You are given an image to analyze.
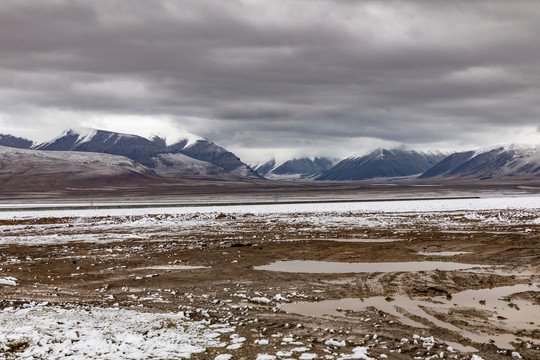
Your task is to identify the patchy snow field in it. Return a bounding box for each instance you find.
[1,195,539,359]
[1,196,540,246]
[2,195,540,218]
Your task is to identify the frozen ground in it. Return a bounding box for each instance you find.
[2,195,540,218]
[1,195,539,359]
[1,196,540,246]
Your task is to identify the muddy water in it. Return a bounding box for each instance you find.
[317,238,405,243]
[254,260,489,273]
[138,265,210,270]
[418,251,470,256]
[280,283,540,350]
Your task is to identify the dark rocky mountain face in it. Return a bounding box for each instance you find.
[316,149,446,181]
[174,140,248,173]
[419,151,476,179]
[253,160,276,177]
[0,134,33,149]
[272,157,335,176]
[447,148,515,179]
[253,157,336,179]
[150,135,167,149]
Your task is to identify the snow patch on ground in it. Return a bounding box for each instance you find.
[0,303,230,359]
[0,277,18,286]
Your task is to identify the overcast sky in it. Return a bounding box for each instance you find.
[1,0,539,163]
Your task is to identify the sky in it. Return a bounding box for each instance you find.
[0,0,539,164]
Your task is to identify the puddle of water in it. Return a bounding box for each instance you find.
[444,341,479,353]
[317,238,404,243]
[439,230,520,235]
[138,265,209,270]
[418,251,470,257]
[323,278,357,285]
[255,260,489,273]
[281,283,539,350]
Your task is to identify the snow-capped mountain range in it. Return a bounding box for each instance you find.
[315,149,447,181]
[420,145,540,180]
[1,128,540,184]
[27,128,260,179]
[253,157,337,180]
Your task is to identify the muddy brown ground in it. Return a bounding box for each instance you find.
[1,210,539,359]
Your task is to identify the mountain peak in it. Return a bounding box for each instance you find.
[63,127,98,147]
[168,130,205,148]
[317,149,447,181]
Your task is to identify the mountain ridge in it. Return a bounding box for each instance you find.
[253,157,337,180]
[30,128,260,180]
[316,148,447,181]
[420,145,540,180]
[3,128,540,183]
[0,134,34,149]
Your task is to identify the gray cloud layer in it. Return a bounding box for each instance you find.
[0,0,539,162]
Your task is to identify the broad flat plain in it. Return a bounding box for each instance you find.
[0,187,539,359]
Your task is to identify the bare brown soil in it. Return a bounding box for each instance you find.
[1,175,539,205]
[1,208,539,360]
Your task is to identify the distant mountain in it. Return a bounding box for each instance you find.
[419,145,540,180]
[0,145,153,192]
[171,140,258,178]
[151,153,232,177]
[33,128,161,167]
[253,160,276,177]
[33,128,260,179]
[420,151,477,178]
[0,134,33,149]
[254,157,336,180]
[316,149,446,181]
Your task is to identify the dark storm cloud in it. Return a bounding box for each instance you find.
[0,0,539,161]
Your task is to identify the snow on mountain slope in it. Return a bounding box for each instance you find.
[151,153,231,177]
[168,139,261,179]
[32,127,126,150]
[252,159,276,177]
[164,130,204,148]
[0,145,148,169]
[420,144,540,180]
[0,145,153,191]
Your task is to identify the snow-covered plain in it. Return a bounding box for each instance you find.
[1,196,540,246]
[2,195,540,219]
